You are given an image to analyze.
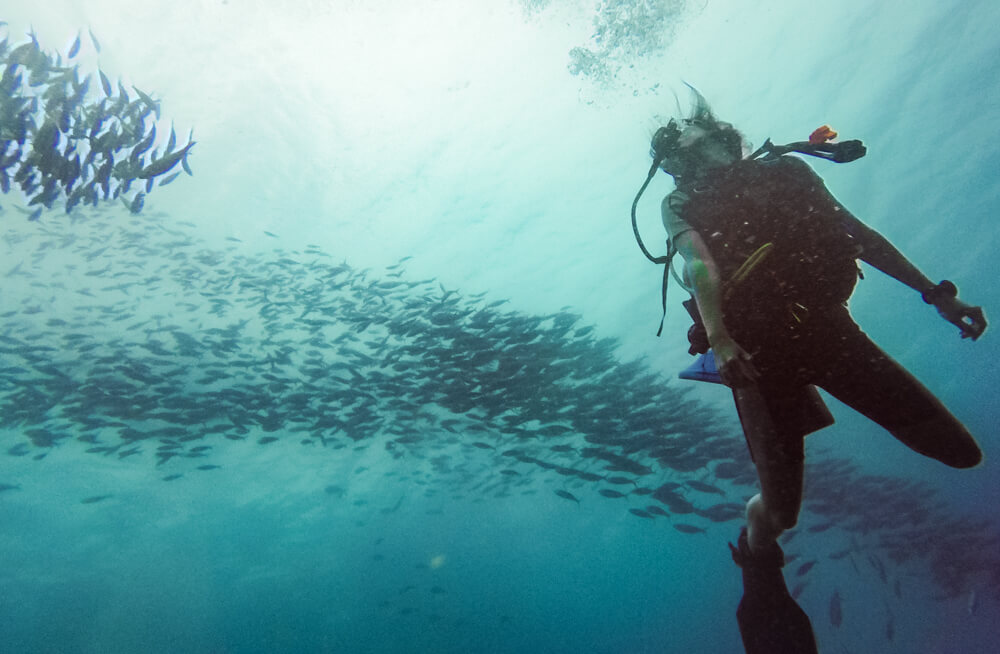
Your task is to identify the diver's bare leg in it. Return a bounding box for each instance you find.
[735,386,804,552]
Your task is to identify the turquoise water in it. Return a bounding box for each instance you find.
[1,1,998,652]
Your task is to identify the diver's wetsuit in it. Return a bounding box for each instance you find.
[665,154,981,654]
[663,156,981,466]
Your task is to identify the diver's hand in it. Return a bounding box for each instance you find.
[932,295,987,340]
[711,335,760,387]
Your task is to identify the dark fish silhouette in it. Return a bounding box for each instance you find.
[652,484,695,513]
[137,140,196,180]
[795,560,817,577]
[673,523,706,534]
[67,33,81,58]
[554,490,579,503]
[98,69,112,96]
[158,171,181,187]
[695,502,744,522]
[685,479,724,495]
[123,191,144,214]
[132,85,160,119]
[829,590,842,628]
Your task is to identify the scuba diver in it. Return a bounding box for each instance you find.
[630,87,986,653]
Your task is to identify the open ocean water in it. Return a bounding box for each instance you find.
[1,1,998,652]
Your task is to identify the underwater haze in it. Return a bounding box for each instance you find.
[2,1,999,652]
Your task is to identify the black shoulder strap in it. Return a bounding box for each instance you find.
[656,242,674,336]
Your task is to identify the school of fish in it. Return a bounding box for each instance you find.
[0,25,194,220]
[1,22,998,643]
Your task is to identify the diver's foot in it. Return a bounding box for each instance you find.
[729,526,784,569]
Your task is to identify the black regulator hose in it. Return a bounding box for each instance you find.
[631,158,671,265]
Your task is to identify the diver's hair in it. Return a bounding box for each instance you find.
[679,83,747,160]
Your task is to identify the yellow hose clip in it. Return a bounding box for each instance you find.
[724,242,774,299]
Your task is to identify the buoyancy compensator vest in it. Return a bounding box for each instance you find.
[629,126,867,338]
[673,154,863,326]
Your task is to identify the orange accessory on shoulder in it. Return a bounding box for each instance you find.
[809,125,838,144]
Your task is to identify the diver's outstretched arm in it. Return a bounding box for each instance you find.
[841,213,934,290]
[841,214,987,339]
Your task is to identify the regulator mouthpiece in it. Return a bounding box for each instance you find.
[650,119,682,168]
